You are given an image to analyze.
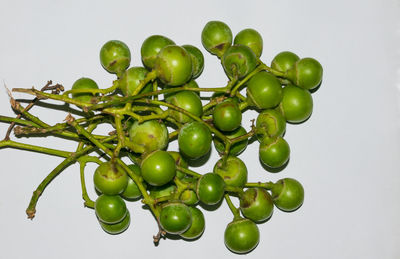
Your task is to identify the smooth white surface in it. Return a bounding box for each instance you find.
[0,0,399,258]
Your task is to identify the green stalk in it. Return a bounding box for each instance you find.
[176,166,202,178]
[145,99,229,143]
[0,116,41,128]
[0,140,71,158]
[224,194,241,220]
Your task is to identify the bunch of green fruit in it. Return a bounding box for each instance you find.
[0,20,322,254]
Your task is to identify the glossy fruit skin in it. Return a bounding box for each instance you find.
[141,35,175,69]
[95,194,127,224]
[271,51,300,73]
[222,45,257,79]
[71,77,99,103]
[240,188,274,222]
[121,164,145,200]
[127,120,168,154]
[246,71,283,109]
[286,57,323,90]
[278,84,313,123]
[178,121,212,159]
[224,218,260,254]
[155,45,192,86]
[166,90,203,123]
[234,28,263,58]
[182,45,204,79]
[201,21,232,58]
[213,99,242,132]
[259,137,290,168]
[100,40,131,75]
[99,211,130,235]
[180,189,199,205]
[180,207,205,239]
[159,202,192,235]
[141,150,176,186]
[196,173,225,205]
[213,156,247,188]
[256,109,286,141]
[118,67,152,96]
[214,126,248,156]
[271,178,304,212]
[93,162,128,195]
[168,151,188,179]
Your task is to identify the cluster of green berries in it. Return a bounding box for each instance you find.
[4,20,323,254]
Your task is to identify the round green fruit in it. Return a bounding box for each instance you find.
[255,109,286,141]
[95,194,127,224]
[270,178,304,212]
[99,211,130,235]
[155,45,192,86]
[234,28,263,58]
[201,21,232,58]
[246,71,282,109]
[213,99,242,132]
[222,45,257,79]
[118,67,152,96]
[127,120,168,154]
[196,173,225,205]
[93,161,128,195]
[259,137,290,168]
[100,40,131,75]
[71,77,99,104]
[285,57,323,90]
[213,156,247,188]
[224,218,260,254]
[178,121,212,159]
[141,35,175,69]
[159,202,192,235]
[271,51,300,73]
[141,150,176,186]
[240,188,274,222]
[278,84,313,123]
[180,207,205,239]
[167,90,203,123]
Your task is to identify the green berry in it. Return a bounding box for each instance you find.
[141,35,175,69]
[155,45,193,86]
[271,51,300,73]
[201,21,232,58]
[234,28,263,58]
[100,40,131,75]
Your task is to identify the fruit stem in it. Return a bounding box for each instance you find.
[224,194,241,220]
[131,70,157,96]
[145,99,229,143]
[79,155,95,208]
[62,80,119,96]
[0,115,40,128]
[12,87,93,108]
[229,64,264,97]
[0,139,71,158]
[176,166,202,178]
[25,142,101,219]
[67,118,159,218]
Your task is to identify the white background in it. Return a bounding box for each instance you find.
[0,0,399,258]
